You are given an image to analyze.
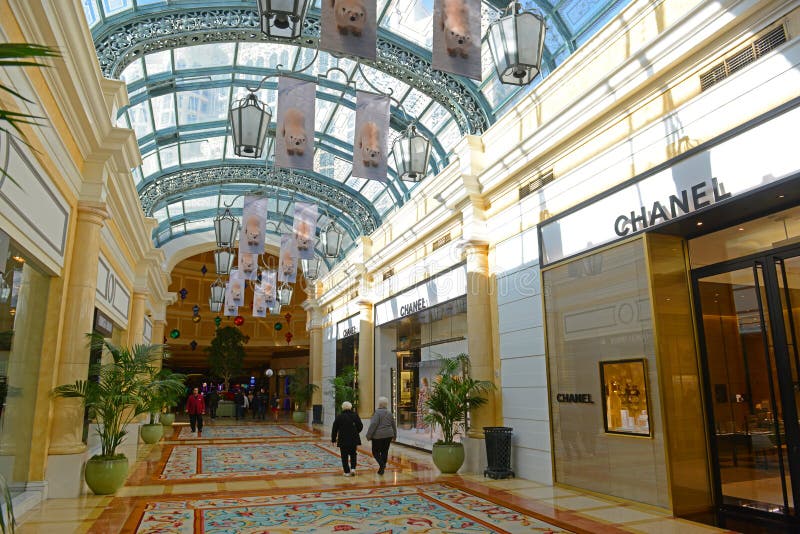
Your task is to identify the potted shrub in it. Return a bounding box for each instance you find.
[140,368,186,443]
[288,367,318,423]
[423,354,495,473]
[53,335,162,494]
[329,364,358,415]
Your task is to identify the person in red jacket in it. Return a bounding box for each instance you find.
[185,387,206,436]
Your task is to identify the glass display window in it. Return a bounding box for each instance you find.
[600,359,651,437]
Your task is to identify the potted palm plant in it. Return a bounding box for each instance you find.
[53,335,162,494]
[139,368,186,443]
[157,368,186,428]
[423,353,495,473]
[288,367,318,423]
[329,364,358,415]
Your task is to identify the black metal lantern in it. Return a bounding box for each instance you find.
[214,248,235,275]
[487,3,546,86]
[230,93,272,158]
[257,0,312,40]
[301,257,322,281]
[320,221,343,259]
[278,283,293,307]
[391,125,431,182]
[213,207,239,248]
[209,279,225,312]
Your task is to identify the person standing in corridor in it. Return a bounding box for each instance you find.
[366,396,396,475]
[185,387,205,437]
[331,401,363,476]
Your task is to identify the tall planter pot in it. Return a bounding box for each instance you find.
[160,413,175,427]
[140,423,164,444]
[84,456,129,495]
[292,410,307,423]
[432,442,465,474]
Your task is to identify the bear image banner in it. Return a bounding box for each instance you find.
[320,0,377,60]
[293,202,318,260]
[238,251,258,280]
[253,290,268,318]
[353,91,389,182]
[223,283,239,317]
[275,77,315,172]
[278,233,299,284]
[432,0,481,80]
[260,270,278,303]
[239,195,268,255]
[228,270,246,307]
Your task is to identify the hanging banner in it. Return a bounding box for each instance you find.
[320,0,377,60]
[260,270,277,304]
[293,202,318,260]
[229,269,246,307]
[239,195,268,254]
[223,283,238,317]
[275,77,315,172]
[238,251,258,280]
[278,234,299,283]
[253,290,268,318]
[353,91,390,182]
[432,0,481,80]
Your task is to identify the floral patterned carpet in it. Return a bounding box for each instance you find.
[159,442,391,481]
[134,483,571,533]
[174,424,313,440]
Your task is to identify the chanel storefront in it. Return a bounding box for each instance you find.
[539,102,800,528]
[374,264,467,450]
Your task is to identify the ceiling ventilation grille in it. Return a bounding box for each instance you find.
[432,234,451,251]
[700,24,787,91]
[519,170,554,200]
[383,268,394,280]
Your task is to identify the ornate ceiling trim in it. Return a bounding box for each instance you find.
[92,7,492,133]
[139,164,379,234]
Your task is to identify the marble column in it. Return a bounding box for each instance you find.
[151,319,167,372]
[126,291,148,347]
[49,202,109,455]
[309,322,324,423]
[357,301,374,419]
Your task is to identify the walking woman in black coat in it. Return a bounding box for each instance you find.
[331,401,363,476]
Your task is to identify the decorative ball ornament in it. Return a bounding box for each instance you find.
[190,340,198,351]
[179,288,188,300]
[192,304,200,315]
[192,315,201,323]
[169,329,180,339]
[265,368,274,377]
[200,264,208,276]
[234,315,245,326]
[274,322,282,331]
[285,332,293,344]
[214,316,222,327]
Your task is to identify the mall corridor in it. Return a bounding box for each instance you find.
[15,420,734,533]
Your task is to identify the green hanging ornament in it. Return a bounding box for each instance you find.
[169,328,180,339]
[214,316,222,327]
[274,322,282,331]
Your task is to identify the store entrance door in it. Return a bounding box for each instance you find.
[693,246,800,522]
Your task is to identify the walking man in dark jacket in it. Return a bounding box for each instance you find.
[331,401,363,476]
[185,387,206,436]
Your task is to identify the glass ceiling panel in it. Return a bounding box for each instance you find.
[120,58,143,84]
[153,207,167,223]
[381,0,434,48]
[82,0,100,28]
[181,136,225,164]
[151,94,176,130]
[176,87,230,126]
[128,101,153,138]
[102,0,132,17]
[145,50,172,76]
[175,43,235,70]
[237,42,297,69]
[326,107,355,144]
[159,145,179,170]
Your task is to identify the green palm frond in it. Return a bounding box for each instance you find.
[0,472,14,533]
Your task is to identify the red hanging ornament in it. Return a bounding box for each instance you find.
[234,315,245,326]
[284,313,292,324]
[285,332,293,344]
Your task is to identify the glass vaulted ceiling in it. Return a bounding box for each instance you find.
[84,0,630,253]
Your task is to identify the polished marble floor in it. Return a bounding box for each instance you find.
[17,420,737,533]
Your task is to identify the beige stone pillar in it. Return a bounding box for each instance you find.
[151,319,167,372]
[49,202,109,455]
[303,299,324,423]
[465,243,499,439]
[357,301,374,419]
[126,290,148,347]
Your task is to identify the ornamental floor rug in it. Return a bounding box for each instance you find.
[173,424,314,441]
[158,442,396,482]
[130,483,573,533]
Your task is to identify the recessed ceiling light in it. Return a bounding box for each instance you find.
[778,194,785,198]
[696,221,704,226]
[738,227,744,231]
[11,255,24,263]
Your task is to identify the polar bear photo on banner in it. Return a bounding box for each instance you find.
[352,91,389,181]
[432,0,480,80]
[239,195,268,255]
[275,77,315,171]
[321,0,376,60]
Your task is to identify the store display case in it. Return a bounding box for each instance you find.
[600,358,651,437]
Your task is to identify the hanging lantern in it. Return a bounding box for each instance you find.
[278,283,293,307]
[209,299,222,313]
[229,92,272,158]
[487,3,546,86]
[209,279,225,313]
[169,329,180,339]
[320,221,343,259]
[301,257,322,281]
[234,315,245,326]
[265,368,274,377]
[214,207,239,248]
[391,125,431,183]
[257,0,312,39]
[270,301,282,315]
[214,248,235,275]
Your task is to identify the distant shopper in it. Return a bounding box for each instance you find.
[185,387,205,436]
[366,396,396,475]
[331,401,363,476]
[234,389,245,420]
[256,388,268,420]
[206,389,219,420]
[271,394,280,422]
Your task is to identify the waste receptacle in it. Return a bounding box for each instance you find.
[483,426,514,479]
[312,404,323,425]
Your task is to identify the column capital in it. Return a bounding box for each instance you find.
[76,201,110,226]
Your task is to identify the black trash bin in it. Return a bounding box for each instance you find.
[483,426,515,479]
[312,404,323,425]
